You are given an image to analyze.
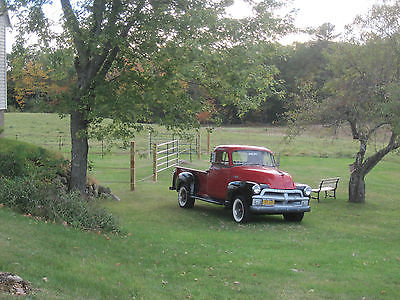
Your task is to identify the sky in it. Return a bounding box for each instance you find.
[226,0,380,43]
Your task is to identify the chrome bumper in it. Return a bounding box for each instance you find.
[250,188,310,215]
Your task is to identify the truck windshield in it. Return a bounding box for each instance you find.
[232,150,275,167]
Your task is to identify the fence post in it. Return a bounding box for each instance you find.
[148,131,152,159]
[153,143,158,182]
[177,140,179,165]
[207,130,210,154]
[130,141,136,191]
[197,131,201,159]
[101,139,104,159]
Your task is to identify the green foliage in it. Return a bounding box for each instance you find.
[0,141,68,180]
[0,139,120,233]
[7,0,296,191]
[0,151,28,177]
[7,45,75,112]
[285,2,400,203]
[0,176,48,214]
[0,177,120,233]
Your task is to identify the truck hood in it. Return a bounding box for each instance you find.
[232,166,296,189]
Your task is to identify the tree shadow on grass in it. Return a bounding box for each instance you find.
[166,200,296,226]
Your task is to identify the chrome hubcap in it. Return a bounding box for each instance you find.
[233,199,244,221]
[179,187,187,206]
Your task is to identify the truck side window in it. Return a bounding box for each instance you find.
[213,151,229,167]
[222,152,229,166]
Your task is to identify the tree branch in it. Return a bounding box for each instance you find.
[92,0,106,36]
[60,0,86,62]
[366,122,390,140]
[363,132,400,175]
[348,118,360,140]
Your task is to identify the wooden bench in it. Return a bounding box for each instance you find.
[311,177,340,202]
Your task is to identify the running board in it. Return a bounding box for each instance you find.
[193,196,224,206]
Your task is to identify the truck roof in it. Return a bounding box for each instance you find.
[213,145,273,153]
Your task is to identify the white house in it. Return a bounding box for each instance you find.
[0,0,10,136]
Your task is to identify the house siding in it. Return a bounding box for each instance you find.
[0,12,6,111]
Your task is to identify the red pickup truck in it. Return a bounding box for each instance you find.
[170,145,311,223]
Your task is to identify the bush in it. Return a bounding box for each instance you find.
[0,145,69,181]
[0,176,121,233]
[50,191,121,233]
[0,142,120,234]
[0,152,28,178]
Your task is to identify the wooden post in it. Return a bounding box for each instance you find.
[153,143,158,182]
[207,130,210,154]
[148,131,151,159]
[130,141,136,191]
[197,131,201,159]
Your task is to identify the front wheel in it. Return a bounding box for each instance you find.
[232,196,251,223]
[283,212,304,222]
[178,185,195,208]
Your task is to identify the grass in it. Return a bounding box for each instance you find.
[1,112,400,299]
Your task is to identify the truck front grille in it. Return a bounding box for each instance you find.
[252,188,308,206]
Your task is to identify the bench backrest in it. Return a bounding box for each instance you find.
[320,177,340,188]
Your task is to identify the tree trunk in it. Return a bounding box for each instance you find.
[70,110,88,193]
[348,171,366,203]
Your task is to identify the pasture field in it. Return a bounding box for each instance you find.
[1,112,400,299]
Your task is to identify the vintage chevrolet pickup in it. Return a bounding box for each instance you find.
[169,145,311,223]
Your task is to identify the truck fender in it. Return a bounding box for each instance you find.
[176,172,195,195]
[226,181,255,205]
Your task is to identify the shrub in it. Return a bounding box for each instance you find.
[0,152,28,178]
[0,140,120,233]
[0,176,120,233]
[50,191,121,233]
[0,142,69,181]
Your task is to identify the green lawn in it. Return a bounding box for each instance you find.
[1,112,400,299]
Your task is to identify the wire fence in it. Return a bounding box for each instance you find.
[8,130,208,190]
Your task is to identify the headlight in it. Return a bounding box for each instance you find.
[252,184,261,194]
[303,186,312,197]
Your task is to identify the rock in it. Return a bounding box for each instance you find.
[0,272,32,296]
[6,274,23,283]
[93,184,99,197]
[109,193,121,202]
[98,185,111,195]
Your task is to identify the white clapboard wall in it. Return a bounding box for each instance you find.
[0,0,10,111]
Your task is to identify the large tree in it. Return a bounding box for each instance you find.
[288,2,400,203]
[8,0,293,192]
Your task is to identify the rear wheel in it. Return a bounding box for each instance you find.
[178,185,195,208]
[283,212,304,222]
[232,196,251,223]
